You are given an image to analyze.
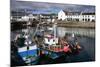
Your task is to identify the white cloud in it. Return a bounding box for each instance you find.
[17,0,95,5]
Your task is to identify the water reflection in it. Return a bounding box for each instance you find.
[11,27,95,65]
[57,27,95,38]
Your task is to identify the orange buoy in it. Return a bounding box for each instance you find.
[63,45,70,52]
[41,51,45,54]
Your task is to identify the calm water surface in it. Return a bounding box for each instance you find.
[11,27,95,65]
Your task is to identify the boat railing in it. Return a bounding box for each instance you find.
[41,44,64,52]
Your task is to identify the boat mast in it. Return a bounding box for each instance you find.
[53,23,57,39]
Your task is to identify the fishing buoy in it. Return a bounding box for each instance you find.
[41,51,45,54]
[63,45,69,52]
[76,42,82,49]
[24,41,28,45]
[76,44,82,49]
[24,35,28,39]
[29,41,32,44]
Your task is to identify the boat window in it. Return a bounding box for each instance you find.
[53,40,55,42]
[48,39,50,42]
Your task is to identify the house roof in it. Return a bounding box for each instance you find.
[63,10,81,15]
[61,10,95,15]
[82,13,95,15]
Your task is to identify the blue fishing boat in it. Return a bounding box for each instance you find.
[18,45,38,65]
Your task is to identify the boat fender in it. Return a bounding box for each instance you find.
[63,45,70,52]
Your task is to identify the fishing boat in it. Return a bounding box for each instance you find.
[12,17,82,64]
[34,22,82,59]
[14,21,39,65]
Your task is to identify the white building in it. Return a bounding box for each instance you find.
[58,10,95,22]
[81,13,95,22]
[58,10,66,20]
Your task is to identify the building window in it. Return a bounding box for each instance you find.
[92,15,94,17]
[85,19,87,21]
[76,19,79,22]
[83,19,84,21]
[88,19,90,21]
[92,19,95,22]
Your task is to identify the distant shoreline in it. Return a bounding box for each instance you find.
[45,21,95,29]
[58,23,95,29]
[11,21,95,31]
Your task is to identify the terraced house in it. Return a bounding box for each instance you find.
[58,10,95,22]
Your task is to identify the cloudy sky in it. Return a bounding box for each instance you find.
[11,0,95,14]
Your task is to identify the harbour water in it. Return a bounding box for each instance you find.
[11,27,95,65]
[36,27,95,64]
[57,27,95,38]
